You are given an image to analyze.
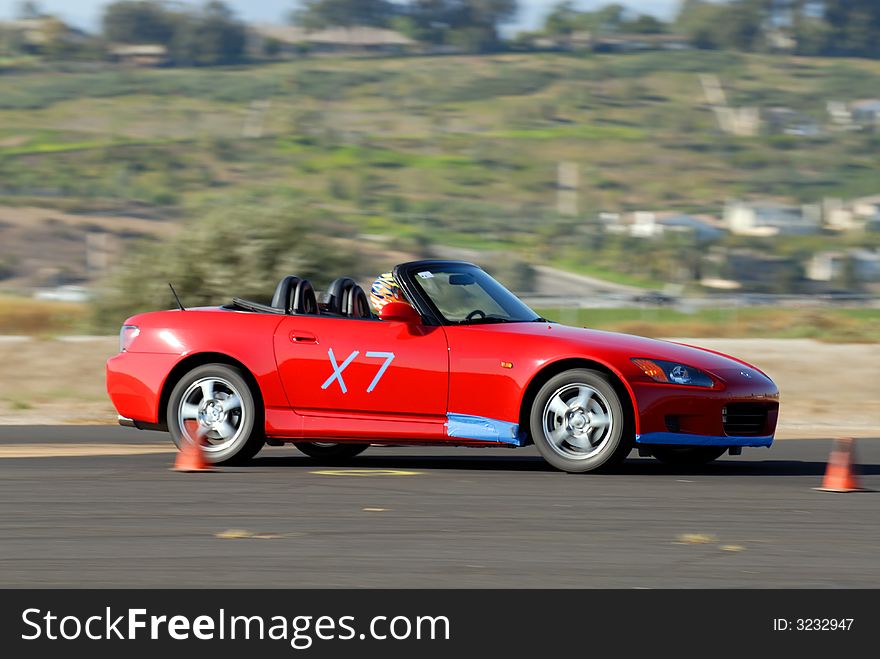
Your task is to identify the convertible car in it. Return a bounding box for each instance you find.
[106,260,779,473]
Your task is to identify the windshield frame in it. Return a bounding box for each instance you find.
[394,260,542,327]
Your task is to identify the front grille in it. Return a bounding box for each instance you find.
[722,403,769,436]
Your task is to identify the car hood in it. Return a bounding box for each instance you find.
[491,322,770,379]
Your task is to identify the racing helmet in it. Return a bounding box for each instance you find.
[370,272,407,313]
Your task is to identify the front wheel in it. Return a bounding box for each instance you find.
[294,442,369,462]
[167,363,264,465]
[651,446,727,466]
[529,369,632,473]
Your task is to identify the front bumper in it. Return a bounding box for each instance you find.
[630,376,779,448]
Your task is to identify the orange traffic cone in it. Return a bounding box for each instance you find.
[815,437,865,493]
[173,421,214,473]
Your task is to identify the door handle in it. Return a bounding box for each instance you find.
[289,330,318,344]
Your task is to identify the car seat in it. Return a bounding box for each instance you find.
[323,277,372,319]
[271,275,318,315]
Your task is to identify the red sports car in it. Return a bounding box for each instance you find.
[106,260,779,473]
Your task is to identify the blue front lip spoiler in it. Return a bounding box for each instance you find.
[636,432,773,447]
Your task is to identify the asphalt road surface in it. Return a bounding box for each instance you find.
[0,426,877,588]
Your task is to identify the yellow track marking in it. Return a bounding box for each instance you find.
[310,468,421,477]
[215,529,288,540]
[674,533,719,545]
[0,443,175,459]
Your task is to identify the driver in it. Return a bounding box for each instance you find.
[370,272,410,314]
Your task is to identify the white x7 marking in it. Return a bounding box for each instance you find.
[321,348,359,393]
[320,349,396,394]
[364,351,395,393]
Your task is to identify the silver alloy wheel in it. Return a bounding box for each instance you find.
[177,376,246,454]
[541,383,614,460]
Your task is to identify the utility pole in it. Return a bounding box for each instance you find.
[557,161,579,216]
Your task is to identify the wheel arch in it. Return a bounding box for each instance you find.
[159,352,265,429]
[518,357,639,445]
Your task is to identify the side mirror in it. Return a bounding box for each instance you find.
[379,302,421,324]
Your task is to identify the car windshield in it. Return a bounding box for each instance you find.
[409,264,543,325]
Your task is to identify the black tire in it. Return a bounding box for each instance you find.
[651,446,727,466]
[167,363,264,465]
[294,442,369,462]
[529,368,633,473]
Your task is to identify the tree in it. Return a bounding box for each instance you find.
[92,203,374,330]
[15,1,44,20]
[407,0,466,43]
[823,0,880,57]
[42,17,74,58]
[593,3,626,33]
[623,14,666,34]
[102,1,246,65]
[542,2,645,37]
[102,1,175,45]
[405,0,518,50]
[543,1,581,36]
[292,0,396,29]
[675,0,880,55]
[792,12,832,55]
[715,2,762,50]
[189,1,247,65]
[467,0,518,28]
[676,0,762,51]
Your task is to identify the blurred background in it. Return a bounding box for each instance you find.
[0,1,878,431]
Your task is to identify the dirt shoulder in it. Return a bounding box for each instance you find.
[0,337,876,437]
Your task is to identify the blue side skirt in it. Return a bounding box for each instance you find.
[446,413,524,446]
[636,432,773,448]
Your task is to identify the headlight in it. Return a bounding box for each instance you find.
[631,358,714,388]
[119,325,139,352]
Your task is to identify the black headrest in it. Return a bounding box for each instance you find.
[323,277,357,315]
[293,279,318,315]
[271,275,301,313]
[271,275,318,315]
[345,285,371,319]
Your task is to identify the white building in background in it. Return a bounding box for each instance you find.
[724,200,821,236]
[851,194,880,219]
[851,249,880,282]
[807,249,880,282]
[850,100,880,127]
[806,252,846,281]
[823,194,880,231]
[629,212,724,240]
[827,99,880,130]
[712,106,761,137]
[107,44,169,67]
[248,24,415,55]
[33,285,91,302]
[763,107,822,136]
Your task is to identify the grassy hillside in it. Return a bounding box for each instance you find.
[1,51,879,288]
[3,295,877,342]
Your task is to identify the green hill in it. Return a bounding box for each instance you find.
[1,51,878,287]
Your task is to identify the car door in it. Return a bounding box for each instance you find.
[273,315,449,439]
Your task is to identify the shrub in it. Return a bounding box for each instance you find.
[91,202,374,329]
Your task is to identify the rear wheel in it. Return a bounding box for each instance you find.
[651,446,727,466]
[167,363,264,465]
[294,442,369,462]
[529,369,632,473]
